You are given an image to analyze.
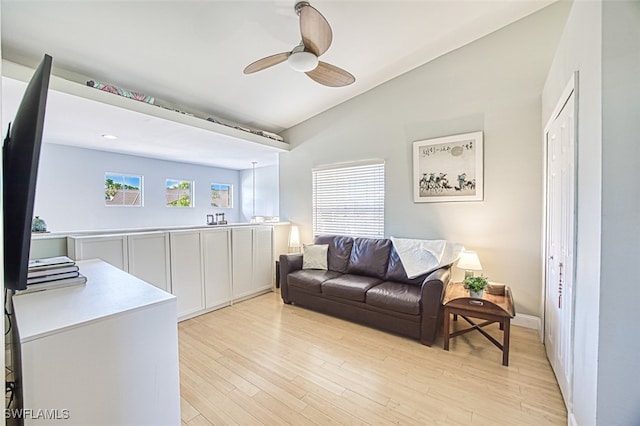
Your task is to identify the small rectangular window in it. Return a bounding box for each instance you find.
[105,173,142,207]
[211,183,232,208]
[166,179,194,208]
[313,161,385,238]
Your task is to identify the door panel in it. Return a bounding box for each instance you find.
[545,89,575,407]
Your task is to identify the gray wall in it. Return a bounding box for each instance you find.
[599,1,640,423]
[280,3,570,317]
[33,143,241,232]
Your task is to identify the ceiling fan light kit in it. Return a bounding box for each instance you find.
[243,1,354,87]
[288,50,318,72]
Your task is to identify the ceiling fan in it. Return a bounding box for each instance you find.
[243,1,355,87]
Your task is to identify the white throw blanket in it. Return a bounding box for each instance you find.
[390,237,464,279]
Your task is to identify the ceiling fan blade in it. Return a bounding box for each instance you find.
[243,52,290,74]
[306,61,355,87]
[299,3,332,57]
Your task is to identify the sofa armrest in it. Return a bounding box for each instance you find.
[279,253,303,303]
[419,266,451,346]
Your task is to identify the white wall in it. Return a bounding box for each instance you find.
[239,163,279,222]
[33,143,241,232]
[280,3,570,317]
[542,1,640,424]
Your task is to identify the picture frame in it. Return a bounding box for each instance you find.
[413,131,483,203]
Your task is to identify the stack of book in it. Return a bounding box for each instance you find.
[22,256,87,293]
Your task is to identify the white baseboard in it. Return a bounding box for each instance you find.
[512,313,541,330]
[568,412,577,426]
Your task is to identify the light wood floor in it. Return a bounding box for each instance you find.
[179,291,566,425]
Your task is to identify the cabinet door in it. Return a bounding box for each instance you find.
[127,232,171,292]
[253,226,273,292]
[231,227,253,299]
[67,235,128,271]
[169,231,204,318]
[202,229,231,309]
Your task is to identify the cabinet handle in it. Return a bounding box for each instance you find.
[469,300,484,306]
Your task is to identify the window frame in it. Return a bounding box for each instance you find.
[312,160,385,238]
[210,183,233,208]
[165,178,195,208]
[104,172,143,207]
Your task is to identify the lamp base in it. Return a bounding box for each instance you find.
[464,270,474,279]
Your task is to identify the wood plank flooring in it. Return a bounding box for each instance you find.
[179,291,566,425]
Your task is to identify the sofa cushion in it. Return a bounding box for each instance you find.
[347,237,392,279]
[288,269,342,293]
[385,246,427,286]
[302,244,328,270]
[314,235,354,274]
[322,274,383,302]
[366,281,421,315]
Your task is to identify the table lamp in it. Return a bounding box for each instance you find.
[457,250,482,279]
[288,225,301,253]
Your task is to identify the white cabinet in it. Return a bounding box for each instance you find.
[67,234,129,270]
[231,227,254,300]
[169,230,204,318]
[202,228,232,309]
[68,232,171,293]
[66,225,273,321]
[253,225,274,292]
[11,260,180,426]
[127,232,171,292]
[231,226,273,301]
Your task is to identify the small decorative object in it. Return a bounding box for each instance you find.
[464,275,488,298]
[216,213,227,225]
[413,131,483,203]
[32,216,47,233]
[486,282,506,295]
[86,80,155,104]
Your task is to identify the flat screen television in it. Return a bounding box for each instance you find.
[3,54,52,291]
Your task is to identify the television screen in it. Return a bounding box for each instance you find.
[3,54,52,291]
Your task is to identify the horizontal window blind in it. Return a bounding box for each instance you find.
[313,161,385,238]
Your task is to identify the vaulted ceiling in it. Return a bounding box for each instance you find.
[1,1,555,168]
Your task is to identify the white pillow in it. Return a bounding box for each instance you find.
[302,244,328,270]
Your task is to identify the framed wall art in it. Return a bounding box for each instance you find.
[413,131,483,203]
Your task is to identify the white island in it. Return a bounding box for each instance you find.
[11,259,180,425]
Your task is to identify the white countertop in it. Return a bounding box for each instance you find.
[32,221,290,239]
[12,259,176,343]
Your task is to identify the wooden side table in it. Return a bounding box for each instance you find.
[443,282,516,366]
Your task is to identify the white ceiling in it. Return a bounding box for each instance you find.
[1,0,555,169]
[2,75,288,170]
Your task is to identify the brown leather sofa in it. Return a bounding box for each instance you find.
[279,235,451,346]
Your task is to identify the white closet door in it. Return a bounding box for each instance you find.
[544,79,576,408]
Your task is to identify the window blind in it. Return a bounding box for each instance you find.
[312,161,385,238]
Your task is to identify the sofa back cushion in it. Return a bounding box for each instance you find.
[385,245,428,285]
[347,237,392,279]
[314,235,354,273]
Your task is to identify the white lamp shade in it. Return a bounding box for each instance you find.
[288,225,301,248]
[457,250,482,271]
[287,51,318,72]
